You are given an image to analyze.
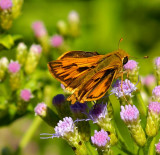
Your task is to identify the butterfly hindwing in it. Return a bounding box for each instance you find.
[67,66,118,104]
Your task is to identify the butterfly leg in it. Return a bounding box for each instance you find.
[115,71,129,104]
[121,74,129,104]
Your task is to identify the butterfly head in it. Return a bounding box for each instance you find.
[116,49,129,65]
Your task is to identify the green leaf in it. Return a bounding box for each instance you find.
[109,95,137,154]
[148,130,160,155]
[0,34,22,49]
[0,35,14,49]
[85,142,98,155]
[133,92,147,128]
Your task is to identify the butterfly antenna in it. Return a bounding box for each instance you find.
[118,38,123,49]
[40,133,56,139]
[130,55,150,60]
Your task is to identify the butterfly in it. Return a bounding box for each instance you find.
[48,50,129,104]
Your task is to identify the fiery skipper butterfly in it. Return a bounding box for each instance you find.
[48,50,129,104]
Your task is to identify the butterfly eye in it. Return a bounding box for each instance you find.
[123,56,128,65]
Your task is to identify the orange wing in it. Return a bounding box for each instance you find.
[48,51,104,92]
[67,67,118,104]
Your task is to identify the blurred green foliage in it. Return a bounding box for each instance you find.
[1,0,160,155]
[1,0,159,74]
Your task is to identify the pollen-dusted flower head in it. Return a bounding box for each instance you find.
[20,89,32,102]
[91,129,110,148]
[30,44,42,54]
[152,86,160,101]
[50,35,63,48]
[111,79,137,98]
[32,21,47,38]
[123,60,138,71]
[34,102,47,116]
[8,61,21,73]
[120,105,139,123]
[148,102,160,114]
[155,57,160,69]
[68,10,79,23]
[142,74,156,87]
[0,0,12,10]
[89,103,107,123]
[156,141,160,154]
[54,117,74,137]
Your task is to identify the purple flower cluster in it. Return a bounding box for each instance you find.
[120,105,139,123]
[0,0,12,10]
[70,101,87,114]
[32,21,47,38]
[111,79,137,98]
[30,44,42,54]
[89,103,107,123]
[50,35,63,48]
[123,60,138,71]
[152,86,160,101]
[91,129,110,147]
[34,102,47,116]
[54,117,74,137]
[148,102,160,114]
[155,57,160,69]
[142,74,156,87]
[20,89,32,102]
[8,61,21,73]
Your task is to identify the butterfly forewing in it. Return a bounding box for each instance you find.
[48,51,104,92]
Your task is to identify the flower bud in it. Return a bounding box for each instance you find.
[155,57,160,85]
[52,94,72,118]
[142,74,156,95]
[0,57,9,81]
[0,0,13,30]
[70,101,87,118]
[17,89,33,114]
[34,102,59,127]
[156,140,160,154]
[50,34,63,48]
[91,129,112,154]
[123,60,139,84]
[120,105,146,146]
[57,20,68,36]
[88,103,117,145]
[68,11,79,24]
[24,44,42,74]
[146,102,160,137]
[0,0,12,10]
[70,102,90,141]
[68,11,80,38]
[12,0,23,19]
[152,86,160,102]
[32,21,47,38]
[32,21,50,53]
[8,61,21,91]
[20,89,32,102]
[16,42,27,66]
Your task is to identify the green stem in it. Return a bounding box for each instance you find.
[15,117,42,155]
[136,92,147,116]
